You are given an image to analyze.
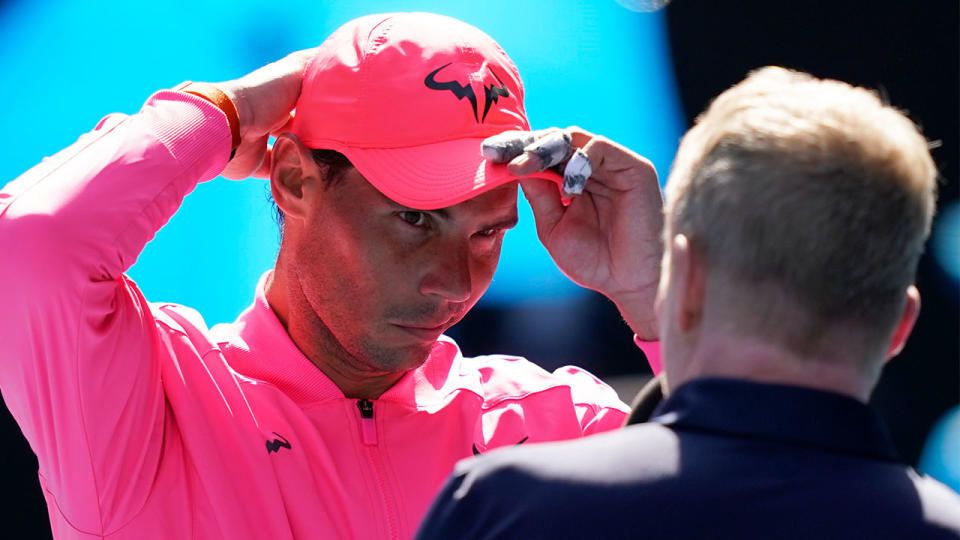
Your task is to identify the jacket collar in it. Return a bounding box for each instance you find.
[652,377,901,463]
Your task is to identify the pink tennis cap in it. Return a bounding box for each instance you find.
[290,12,560,210]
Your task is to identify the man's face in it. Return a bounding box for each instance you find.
[289,167,518,375]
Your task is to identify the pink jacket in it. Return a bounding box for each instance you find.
[0,91,628,539]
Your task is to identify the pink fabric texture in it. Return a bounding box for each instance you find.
[0,92,628,539]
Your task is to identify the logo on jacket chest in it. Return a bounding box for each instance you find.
[266,432,291,454]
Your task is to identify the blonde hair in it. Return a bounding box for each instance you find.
[665,67,937,345]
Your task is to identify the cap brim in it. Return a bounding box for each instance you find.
[329,138,562,210]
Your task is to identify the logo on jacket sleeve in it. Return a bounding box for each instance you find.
[424,63,510,123]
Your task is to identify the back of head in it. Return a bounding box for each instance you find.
[665,67,937,358]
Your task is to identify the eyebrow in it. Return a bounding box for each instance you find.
[424,207,518,231]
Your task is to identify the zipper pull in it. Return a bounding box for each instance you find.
[357,399,374,419]
[356,399,377,445]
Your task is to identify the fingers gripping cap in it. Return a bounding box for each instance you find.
[290,12,559,209]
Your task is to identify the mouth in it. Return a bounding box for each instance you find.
[391,317,458,342]
[392,324,446,342]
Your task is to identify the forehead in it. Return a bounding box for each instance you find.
[446,181,519,214]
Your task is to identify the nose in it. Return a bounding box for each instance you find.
[419,241,473,303]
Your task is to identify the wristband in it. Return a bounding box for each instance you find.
[174,81,242,159]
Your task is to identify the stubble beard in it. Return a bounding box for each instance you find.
[291,267,448,377]
[352,334,434,374]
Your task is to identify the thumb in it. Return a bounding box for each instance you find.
[520,178,565,243]
[270,112,296,137]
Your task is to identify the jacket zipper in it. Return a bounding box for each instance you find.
[357,399,377,445]
[356,399,398,539]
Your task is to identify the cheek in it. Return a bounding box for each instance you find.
[469,243,502,296]
[296,225,386,307]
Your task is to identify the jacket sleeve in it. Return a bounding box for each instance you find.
[0,90,231,534]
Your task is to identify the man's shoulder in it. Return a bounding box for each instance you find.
[458,351,574,398]
[417,425,677,539]
[449,343,626,412]
[460,422,676,486]
[427,425,960,539]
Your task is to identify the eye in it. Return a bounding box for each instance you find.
[397,211,429,228]
[474,227,509,245]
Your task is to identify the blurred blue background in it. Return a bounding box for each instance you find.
[0,0,684,324]
[1,1,957,535]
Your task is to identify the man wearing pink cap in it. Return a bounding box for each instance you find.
[0,12,662,539]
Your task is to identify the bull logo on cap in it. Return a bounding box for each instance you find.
[424,63,510,123]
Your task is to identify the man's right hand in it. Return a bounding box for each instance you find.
[483,128,664,341]
[216,48,317,180]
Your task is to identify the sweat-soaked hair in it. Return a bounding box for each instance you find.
[271,148,354,229]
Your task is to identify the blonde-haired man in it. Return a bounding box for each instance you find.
[417,67,960,539]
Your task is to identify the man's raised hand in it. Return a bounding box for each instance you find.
[483,128,664,340]
[216,48,317,180]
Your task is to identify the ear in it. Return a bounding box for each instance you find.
[270,133,321,222]
[671,234,706,332]
[885,285,921,360]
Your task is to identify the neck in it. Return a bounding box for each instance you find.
[665,330,879,402]
[265,265,405,400]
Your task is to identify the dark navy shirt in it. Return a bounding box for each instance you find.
[417,378,960,539]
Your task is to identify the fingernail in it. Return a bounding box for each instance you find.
[562,148,592,196]
[523,131,573,170]
[511,153,535,172]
